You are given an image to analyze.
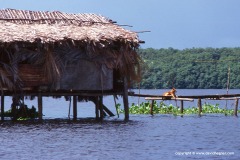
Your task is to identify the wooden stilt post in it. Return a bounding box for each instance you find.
[198,98,202,116]
[180,100,184,117]
[1,95,4,121]
[150,100,154,115]
[73,96,77,121]
[234,98,238,117]
[11,96,17,121]
[95,97,99,120]
[114,95,119,118]
[123,77,129,121]
[99,96,104,121]
[38,94,43,121]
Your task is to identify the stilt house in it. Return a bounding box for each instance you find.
[0,8,142,121]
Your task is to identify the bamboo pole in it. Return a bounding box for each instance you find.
[38,93,43,121]
[198,98,202,116]
[73,96,77,121]
[1,95,4,121]
[123,77,129,121]
[234,98,238,117]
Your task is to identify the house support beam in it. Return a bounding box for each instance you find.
[123,77,129,121]
[95,97,99,120]
[1,95,4,121]
[99,96,104,121]
[73,96,77,121]
[38,94,43,121]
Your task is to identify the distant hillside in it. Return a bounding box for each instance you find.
[135,47,240,89]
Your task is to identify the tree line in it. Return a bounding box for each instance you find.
[135,47,240,89]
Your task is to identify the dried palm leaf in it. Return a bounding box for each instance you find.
[8,51,23,89]
[0,49,23,91]
[0,62,15,92]
[41,50,65,88]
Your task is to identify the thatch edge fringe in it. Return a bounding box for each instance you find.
[0,41,142,91]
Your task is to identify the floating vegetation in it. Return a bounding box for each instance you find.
[3,105,38,120]
[118,101,236,115]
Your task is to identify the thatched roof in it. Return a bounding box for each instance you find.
[0,9,142,92]
[0,8,139,45]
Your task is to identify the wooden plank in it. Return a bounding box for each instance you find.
[130,92,240,99]
[128,93,163,97]
[145,97,194,102]
[0,90,124,96]
[206,97,240,100]
[179,94,240,99]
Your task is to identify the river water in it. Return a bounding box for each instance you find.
[0,89,240,160]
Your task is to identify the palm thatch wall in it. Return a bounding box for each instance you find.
[0,9,142,92]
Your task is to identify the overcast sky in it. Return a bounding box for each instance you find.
[1,0,240,49]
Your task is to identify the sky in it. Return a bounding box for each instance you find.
[1,0,240,49]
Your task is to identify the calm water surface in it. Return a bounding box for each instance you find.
[0,89,240,160]
[0,115,239,160]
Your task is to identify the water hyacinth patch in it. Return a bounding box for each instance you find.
[119,101,237,115]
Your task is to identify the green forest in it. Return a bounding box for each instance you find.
[136,47,240,89]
